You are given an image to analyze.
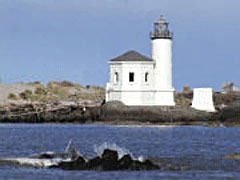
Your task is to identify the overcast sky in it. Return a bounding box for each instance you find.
[0,0,239,91]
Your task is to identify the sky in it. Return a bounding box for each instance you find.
[0,0,239,91]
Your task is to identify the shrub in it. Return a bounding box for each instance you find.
[58,81,75,87]
[35,87,47,95]
[19,90,32,100]
[27,81,42,86]
[8,93,18,100]
[182,85,191,94]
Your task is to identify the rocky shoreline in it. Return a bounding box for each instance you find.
[0,97,239,127]
[0,82,239,126]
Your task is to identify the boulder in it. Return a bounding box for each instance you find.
[130,160,160,171]
[118,154,133,170]
[86,157,103,170]
[55,156,86,170]
[101,149,119,170]
[51,149,159,171]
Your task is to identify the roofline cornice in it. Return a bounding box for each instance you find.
[108,61,154,64]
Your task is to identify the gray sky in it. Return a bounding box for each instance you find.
[0,0,239,91]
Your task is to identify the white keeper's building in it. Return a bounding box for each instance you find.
[106,16,175,106]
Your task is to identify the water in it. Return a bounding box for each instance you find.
[0,124,240,179]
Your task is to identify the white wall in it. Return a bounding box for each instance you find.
[108,61,154,92]
[155,90,175,106]
[191,88,215,112]
[106,61,156,105]
[106,59,175,106]
[152,39,173,90]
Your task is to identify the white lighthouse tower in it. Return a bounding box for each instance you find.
[150,15,175,106]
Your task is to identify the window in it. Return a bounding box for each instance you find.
[114,72,119,84]
[145,72,149,82]
[129,72,134,82]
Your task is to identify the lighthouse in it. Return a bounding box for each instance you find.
[150,15,175,106]
[106,16,175,106]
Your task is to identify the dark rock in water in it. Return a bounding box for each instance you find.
[131,160,143,170]
[102,149,118,162]
[101,149,119,170]
[140,159,160,170]
[118,154,133,170]
[130,160,159,171]
[86,157,103,170]
[55,157,86,170]
[86,149,119,171]
[51,149,159,171]
[118,154,160,171]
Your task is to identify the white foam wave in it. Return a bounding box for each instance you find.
[94,143,146,162]
[0,158,61,167]
[93,142,146,162]
[137,155,145,162]
[0,157,71,168]
[94,142,134,159]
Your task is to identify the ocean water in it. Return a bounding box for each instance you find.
[0,124,240,179]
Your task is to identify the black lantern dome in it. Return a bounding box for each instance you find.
[150,15,173,40]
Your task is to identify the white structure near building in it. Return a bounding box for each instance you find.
[191,88,215,112]
[106,16,175,106]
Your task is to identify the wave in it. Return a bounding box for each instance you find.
[94,142,132,159]
[0,151,72,168]
[0,142,146,169]
[0,157,66,168]
[93,142,144,162]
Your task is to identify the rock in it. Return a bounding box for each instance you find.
[130,160,160,171]
[51,148,160,171]
[140,159,160,170]
[86,157,103,170]
[101,149,119,170]
[55,156,86,170]
[118,154,133,170]
[220,103,240,122]
[102,149,118,161]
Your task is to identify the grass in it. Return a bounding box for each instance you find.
[7,81,105,102]
[174,93,192,107]
[19,90,33,100]
[8,93,18,100]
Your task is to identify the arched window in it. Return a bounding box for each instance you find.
[114,72,119,84]
[145,72,149,82]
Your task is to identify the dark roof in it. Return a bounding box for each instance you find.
[110,50,153,62]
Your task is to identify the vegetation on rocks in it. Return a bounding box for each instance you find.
[2,81,240,126]
[6,81,105,102]
[8,93,18,100]
[35,87,47,96]
[19,90,33,100]
[174,92,192,107]
[214,92,240,106]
